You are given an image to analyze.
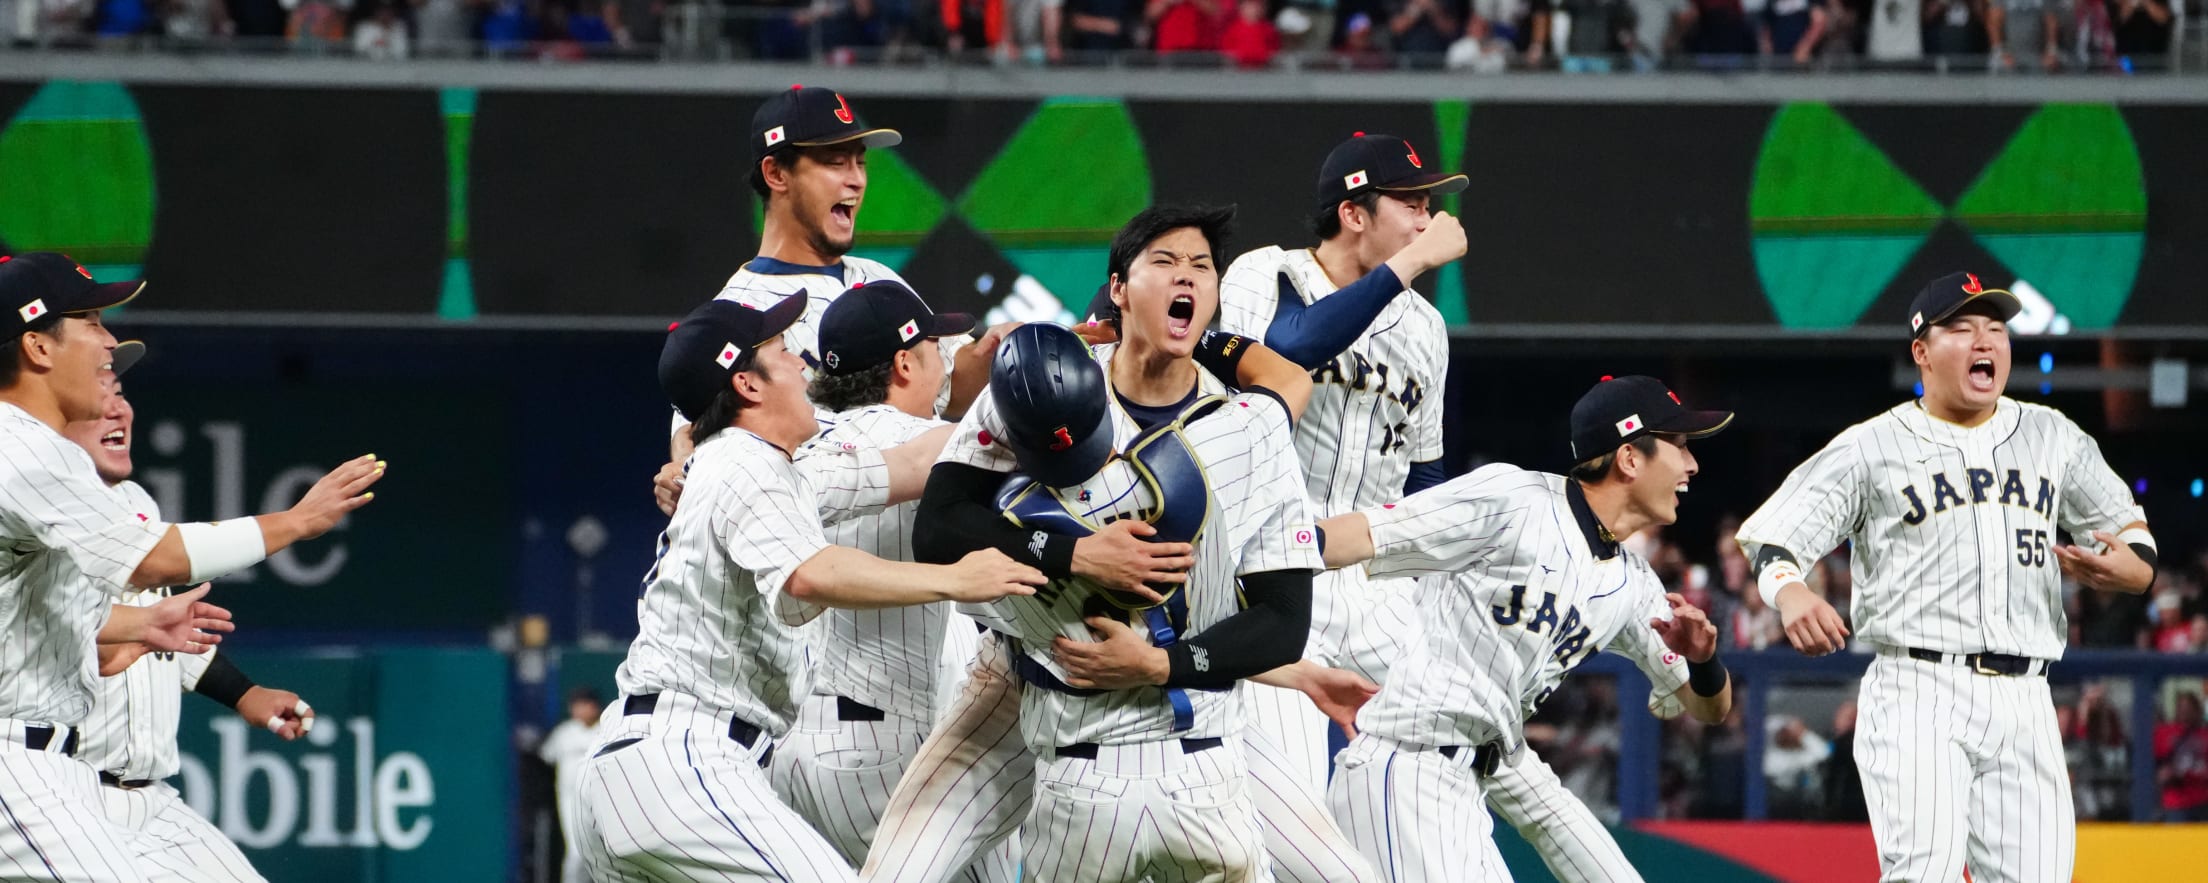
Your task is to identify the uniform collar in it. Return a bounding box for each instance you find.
[742,256,845,281]
[1898,396,2018,447]
[1565,479,1621,560]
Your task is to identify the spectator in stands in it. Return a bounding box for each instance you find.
[1336,10,1390,64]
[227,0,288,41]
[2112,0,2173,59]
[1624,0,1690,68]
[2157,690,2208,822]
[2151,585,2197,652]
[1921,0,1982,58]
[282,0,346,50]
[2071,0,2118,68]
[1064,0,1133,53]
[1822,700,1868,821]
[1275,0,1334,54]
[1386,0,1461,58]
[349,0,409,56]
[824,0,891,50]
[93,0,154,37]
[482,0,537,54]
[943,0,1002,53]
[1681,0,1758,55]
[1009,0,1065,62]
[164,0,234,43]
[1757,0,1828,62]
[1865,0,1923,62]
[413,0,472,55]
[1764,714,1831,817]
[1148,0,1223,52]
[1985,0,2056,69]
[2074,682,2131,820]
[1219,0,1280,65]
[1725,570,1783,650]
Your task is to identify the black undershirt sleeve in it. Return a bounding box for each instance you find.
[193,652,257,710]
[1162,568,1313,690]
[911,462,1078,577]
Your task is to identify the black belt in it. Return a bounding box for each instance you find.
[837,697,886,722]
[1907,647,2050,677]
[1055,737,1223,760]
[23,725,78,757]
[617,693,771,766]
[1439,742,1504,777]
[99,772,156,790]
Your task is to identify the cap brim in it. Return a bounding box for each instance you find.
[793,128,903,151]
[1924,290,2024,333]
[1377,172,1469,196]
[1652,410,1735,440]
[922,312,981,340]
[754,292,807,348]
[111,340,145,377]
[70,280,145,314]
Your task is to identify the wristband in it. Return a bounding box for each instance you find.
[1687,656,1729,698]
[177,519,268,584]
[2117,527,2156,553]
[193,653,257,710]
[1755,558,1805,608]
[1192,331,1254,383]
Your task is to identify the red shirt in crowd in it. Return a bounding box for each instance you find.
[2155,721,2208,812]
[1154,1,1223,52]
[1219,17,1279,67]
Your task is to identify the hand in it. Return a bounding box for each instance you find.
[1053,616,1169,689]
[141,584,234,655]
[2055,531,2153,594]
[653,460,685,516]
[237,687,315,740]
[99,642,150,677]
[1070,520,1192,603]
[942,548,1045,603]
[1387,212,1468,282]
[287,454,385,540]
[1297,663,1380,739]
[1775,584,1849,656]
[1650,592,1719,663]
[945,322,1022,420]
[1074,319,1119,347]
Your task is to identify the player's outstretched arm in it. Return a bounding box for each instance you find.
[943,322,1021,421]
[881,424,955,505]
[1650,592,1732,723]
[912,463,1181,601]
[2054,523,2157,594]
[1219,335,1313,422]
[186,650,319,740]
[130,455,384,589]
[1251,660,1379,739]
[97,584,233,669]
[1258,213,1468,371]
[786,545,1043,610]
[1316,512,1375,569]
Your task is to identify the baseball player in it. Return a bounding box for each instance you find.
[765,280,1018,882]
[571,294,1044,881]
[65,345,316,883]
[1212,132,1467,799]
[657,86,1006,514]
[1736,272,2158,883]
[537,688,603,883]
[0,254,379,881]
[863,207,1378,883]
[1314,375,1738,883]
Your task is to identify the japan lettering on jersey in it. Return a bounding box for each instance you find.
[1217,246,1447,515]
[1351,464,1686,754]
[1738,398,2143,660]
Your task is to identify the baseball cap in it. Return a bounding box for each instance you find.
[1,253,144,338]
[1569,375,1733,463]
[751,85,903,163]
[657,294,805,423]
[989,324,1113,489]
[112,340,146,377]
[1907,272,2021,339]
[817,280,978,376]
[1315,132,1468,213]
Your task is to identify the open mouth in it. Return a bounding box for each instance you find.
[100,430,125,451]
[830,200,856,225]
[1967,358,1997,390]
[1167,295,1195,338]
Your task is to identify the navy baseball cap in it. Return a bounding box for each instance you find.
[1569,375,1733,463]
[989,324,1113,489]
[658,295,805,423]
[817,280,977,376]
[751,85,902,163]
[1907,272,2021,339]
[112,340,145,377]
[1,253,143,338]
[1315,132,1468,212]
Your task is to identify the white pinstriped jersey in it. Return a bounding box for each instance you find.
[616,427,888,736]
[1738,397,2143,660]
[941,344,1324,749]
[1354,464,1689,755]
[76,481,215,782]
[1217,246,1448,517]
[0,403,166,727]
[798,404,965,724]
[714,256,904,369]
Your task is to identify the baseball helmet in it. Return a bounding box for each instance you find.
[989,323,1113,489]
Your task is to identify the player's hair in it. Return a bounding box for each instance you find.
[807,361,894,413]
[1106,203,1237,283]
[1568,435,1662,485]
[688,358,776,447]
[0,313,67,389]
[1307,191,1385,241]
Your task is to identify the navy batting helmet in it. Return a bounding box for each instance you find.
[990,324,1113,489]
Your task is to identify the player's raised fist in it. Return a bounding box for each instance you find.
[944,548,1045,603]
[1414,211,1468,264]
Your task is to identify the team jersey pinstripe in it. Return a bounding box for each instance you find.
[940,344,1324,749]
[0,403,166,726]
[75,482,215,782]
[1217,246,1448,517]
[1737,397,2143,659]
[615,427,888,736]
[713,256,905,369]
[1353,464,1687,755]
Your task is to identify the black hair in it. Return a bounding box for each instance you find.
[1105,203,1237,284]
[1307,191,1385,241]
[1568,435,1662,485]
[566,686,603,705]
[807,361,895,413]
[686,356,773,447]
[1,313,66,389]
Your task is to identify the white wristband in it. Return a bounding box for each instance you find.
[2117,527,2156,553]
[177,519,269,584]
[1756,558,1806,608]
